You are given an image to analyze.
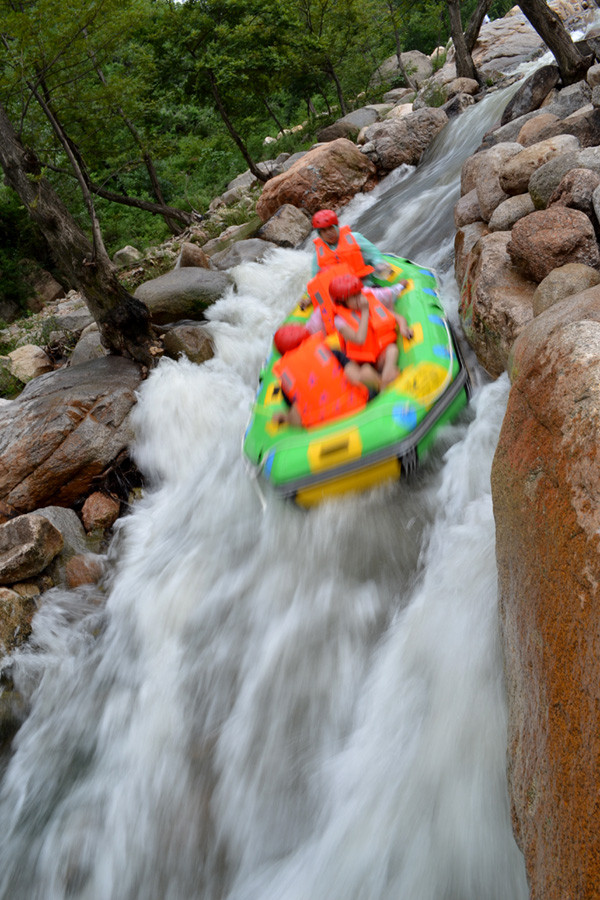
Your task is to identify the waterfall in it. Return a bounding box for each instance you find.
[0,85,530,900]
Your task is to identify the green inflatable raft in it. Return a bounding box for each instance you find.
[243,254,471,506]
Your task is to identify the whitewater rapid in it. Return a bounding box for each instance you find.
[0,86,530,900]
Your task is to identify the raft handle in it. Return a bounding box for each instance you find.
[319,439,350,457]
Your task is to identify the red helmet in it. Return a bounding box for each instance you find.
[329,274,363,302]
[312,209,338,229]
[274,324,310,355]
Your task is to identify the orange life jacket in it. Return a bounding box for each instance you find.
[334,290,398,364]
[313,225,374,279]
[273,333,369,428]
[306,264,352,335]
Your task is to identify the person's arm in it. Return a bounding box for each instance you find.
[305,307,325,335]
[393,312,413,340]
[337,296,370,345]
[352,231,385,269]
[370,282,407,309]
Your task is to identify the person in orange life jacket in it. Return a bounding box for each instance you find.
[305,281,408,337]
[310,209,390,284]
[272,330,381,427]
[329,273,413,388]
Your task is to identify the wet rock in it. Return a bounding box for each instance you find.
[256,205,312,248]
[488,193,536,232]
[498,135,580,196]
[81,492,120,532]
[256,139,377,221]
[210,239,274,270]
[454,222,489,290]
[0,514,63,584]
[532,262,600,316]
[459,231,535,377]
[161,322,214,364]
[501,65,561,125]
[0,357,142,514]
[532,106,600,150]
[507,207,600,282]
[134,269,233,325]
[0,587,36,655]
[65,554,105,589]
[462,142,523,222]
[492,283,600,900]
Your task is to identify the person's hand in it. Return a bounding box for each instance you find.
[358,293,369,312]
[298,292,310,310]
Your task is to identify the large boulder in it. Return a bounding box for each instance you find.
[255,139,377,221]
[461,142,523,222]
[529,147,600,209]
[459,231,536,377]
[500,65,561,126]
[0,514,63,584]
[134,268,233,324]
[532,262,600,316]
[8,345,53,383]
[488,193,536,232]
[210,239,274,270]
[469,10,545,74]
[256,205,312,248]
[498,135,581,196]
[530,106,600,150]
[507,207,600,282]
[371,50,433,87]
[360,107,448,174]
[454,222,489,290]
[454,189,483,228]
[492,284,600,900]
[161,322,214,365]
[0,357,142,515]
[0,587,36,655]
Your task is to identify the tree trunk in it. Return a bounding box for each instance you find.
[447,0,479,81]
[465,0,494,52]
[0,102,158,367]
[325,59,347,116]
[518,0,592,84]
[261,96,286,133]
[208,70,269,183]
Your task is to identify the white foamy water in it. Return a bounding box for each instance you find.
[0,85,530,900]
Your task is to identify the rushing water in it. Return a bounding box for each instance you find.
[0,85,531,899]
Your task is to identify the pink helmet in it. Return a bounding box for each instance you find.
[312,209,338,229]
[329,274,363,301]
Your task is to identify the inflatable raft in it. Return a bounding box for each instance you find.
[243,255,471,507]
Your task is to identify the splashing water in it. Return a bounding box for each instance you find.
[0,87,530,900]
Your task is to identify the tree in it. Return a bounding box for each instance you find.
[446,0,494,82]
[517,0,593,85]
[0,102,158,366]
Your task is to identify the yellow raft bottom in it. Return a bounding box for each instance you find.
[295,457,402,507]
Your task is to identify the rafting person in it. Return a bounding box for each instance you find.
[271,330,380,428]
[328,273,413,388]
[310,209,389,283]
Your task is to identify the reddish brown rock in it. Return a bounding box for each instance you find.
[507,207,600,282]
[0,357,141,514]
[177,242,210,269]
[517,113,560,146]
[255,140,377,222]
[81,492,120,531]
[498,135,580,196]
[460,141,522,198]
[0,514,63,584]
[65,554,105,588]
[492,284,600,900]
[459,231,536,377]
